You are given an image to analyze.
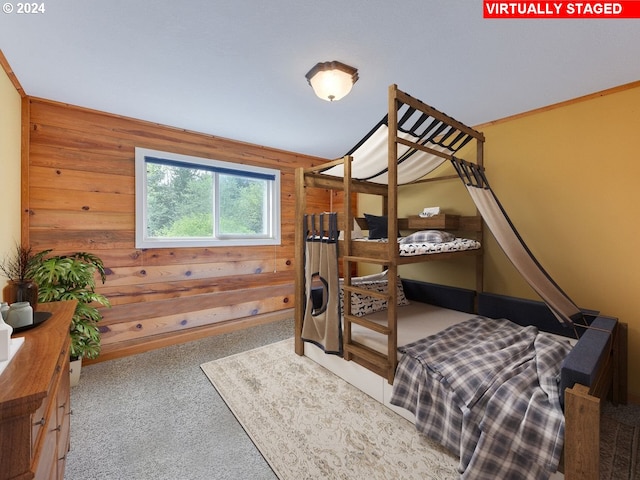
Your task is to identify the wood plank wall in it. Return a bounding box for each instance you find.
[24,97,350,361]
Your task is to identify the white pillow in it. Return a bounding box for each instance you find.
[400,230,456,244]
[343,270,389,283]
[338,218,364,240]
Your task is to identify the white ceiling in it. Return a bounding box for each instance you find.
[1,0,639,159]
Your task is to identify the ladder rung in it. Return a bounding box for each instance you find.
[343,341,391,369]
[344,255,389,266]
[343,285,390,300]
[345,314,390,335]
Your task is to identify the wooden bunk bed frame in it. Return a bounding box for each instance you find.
[295,84,485,384]
[294,84,627,480]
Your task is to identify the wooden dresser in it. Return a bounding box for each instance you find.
[0,300,76,480]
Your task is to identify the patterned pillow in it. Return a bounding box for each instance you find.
[400,230,456,244]
[340,277,410,317]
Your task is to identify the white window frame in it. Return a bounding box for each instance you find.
[135,147,281,248]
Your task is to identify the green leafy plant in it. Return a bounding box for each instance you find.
[29,251,110,360]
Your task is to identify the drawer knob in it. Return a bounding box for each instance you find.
[34,417,45,426]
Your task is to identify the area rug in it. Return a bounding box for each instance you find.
[201,338,459,480]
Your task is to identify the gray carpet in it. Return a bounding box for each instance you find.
[65,319,293,480]
[601,402,640,479]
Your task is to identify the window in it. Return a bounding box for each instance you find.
[135,148,281,248]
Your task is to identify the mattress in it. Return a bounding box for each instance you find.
[349,301,577,358]
[354,237,481,256]
[349,302,473,357]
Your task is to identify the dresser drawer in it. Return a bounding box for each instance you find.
[33,410,58,480]
[31,345,67,451]
[57,360,71,463]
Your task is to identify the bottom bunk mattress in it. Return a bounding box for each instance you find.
[349,302,473,356]
[390,316,574,480]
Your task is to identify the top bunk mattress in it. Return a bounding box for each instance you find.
[354,236,481,256]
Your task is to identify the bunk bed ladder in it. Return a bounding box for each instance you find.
[342,254,397,383]
[341,145,399,384]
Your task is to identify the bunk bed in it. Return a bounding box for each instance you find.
[293,84,627,480]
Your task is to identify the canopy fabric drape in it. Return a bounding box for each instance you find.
[451,158,584,326]
[320,124,448,184]
[319,101,475,185]
[316,87,582,327]
[301,213,343,355]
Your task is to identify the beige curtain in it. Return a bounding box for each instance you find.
[452,158,582,326]
[301,214,343,354]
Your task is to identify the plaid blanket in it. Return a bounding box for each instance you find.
[390,317,573,480]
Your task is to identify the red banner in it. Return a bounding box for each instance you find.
[484,1,640,18]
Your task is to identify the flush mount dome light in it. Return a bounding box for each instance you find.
[305,61,359,102]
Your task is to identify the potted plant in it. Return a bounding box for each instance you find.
[29,250,110,385]
[0,243,46,308]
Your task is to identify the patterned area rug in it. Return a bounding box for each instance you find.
[201,338,459,480]
[600,402,640,479]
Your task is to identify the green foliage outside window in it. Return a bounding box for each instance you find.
[146,163,213,237]
[145,163,268,239]
[136,147,280,248]
[219,175,266,235]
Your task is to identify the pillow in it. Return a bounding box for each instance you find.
[347,270,389,283]
[351,218,364,239]
[338,218,365,240]
[364,213,388,239]
[400,230,456,244]
[340,276,410,317]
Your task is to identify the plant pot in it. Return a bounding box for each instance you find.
[2,280,39,311]
[70,358,82,387]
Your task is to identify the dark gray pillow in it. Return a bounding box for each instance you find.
[364,213,388,239]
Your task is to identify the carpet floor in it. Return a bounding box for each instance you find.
[64,319,293,480]
[600,402,640,479]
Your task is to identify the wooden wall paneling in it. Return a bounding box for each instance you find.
[29,143,135,176]
[29,186,134,214]
[100,285,293,345]
[102,260,278,287]
[28,165,133,194]
[30,210,134,231]
[99,271,292,307]
[28,230,135,251]
[29,98,310,170]
[93,309,293,364]
[26,97,332,360]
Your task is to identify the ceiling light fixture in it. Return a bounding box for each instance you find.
[305,61,359,102]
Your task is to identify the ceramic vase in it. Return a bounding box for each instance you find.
[5,302,33,329]
[2,280,38,311]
